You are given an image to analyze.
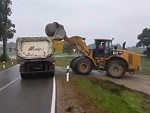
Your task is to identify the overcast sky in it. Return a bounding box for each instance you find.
[8,0,150,46]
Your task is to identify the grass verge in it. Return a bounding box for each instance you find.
[55,56,73,67]
[71,76,150,113]
[0,59,17,71]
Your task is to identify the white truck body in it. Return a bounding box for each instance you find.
[17,37,53,59]
[16,37,55,79]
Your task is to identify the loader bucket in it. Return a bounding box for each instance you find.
[45,22,66,40]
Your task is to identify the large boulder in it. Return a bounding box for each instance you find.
[45,22,66,40]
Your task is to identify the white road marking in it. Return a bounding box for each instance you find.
[0,77,20,92]
[50,76,56,113]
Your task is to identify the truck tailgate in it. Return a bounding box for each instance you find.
[17,37,54,59]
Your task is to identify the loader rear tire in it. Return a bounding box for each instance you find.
[106,60,126,79]
[70,57,80,72]
[76,57,92,75]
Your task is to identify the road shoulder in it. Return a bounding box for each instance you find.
[56,75,100,113]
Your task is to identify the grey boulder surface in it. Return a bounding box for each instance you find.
[45,22,66,40]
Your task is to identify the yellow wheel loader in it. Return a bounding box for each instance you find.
[45,22,141,78]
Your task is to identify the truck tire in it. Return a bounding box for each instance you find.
[21,74,29,79]
[70,57,80,71]
[75,57,92,75]
[47,72,55,78]
[106,60,126,78]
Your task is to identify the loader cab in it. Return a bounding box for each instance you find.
[94,39,112,57]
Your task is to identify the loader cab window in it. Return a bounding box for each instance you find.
[94,39,112,57]
[105,41,112,53]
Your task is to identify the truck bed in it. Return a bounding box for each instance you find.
[16,37,54,60]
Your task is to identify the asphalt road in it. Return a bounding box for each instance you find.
[0,65,55,113]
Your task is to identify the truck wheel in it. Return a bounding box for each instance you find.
[47,72,55,77]
[70,57,80,71]
[76,58,92,75]
[21,74,28,79]
[106,60,126,78]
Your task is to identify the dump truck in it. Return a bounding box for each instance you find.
[45,22,141,78]
[16,37,55,79]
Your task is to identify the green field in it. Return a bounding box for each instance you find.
[55,56,74,67]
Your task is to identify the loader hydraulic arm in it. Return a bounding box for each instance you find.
[45,22,94,58]
[64,36,93,57]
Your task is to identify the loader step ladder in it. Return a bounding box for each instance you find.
[98,57,105,71]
